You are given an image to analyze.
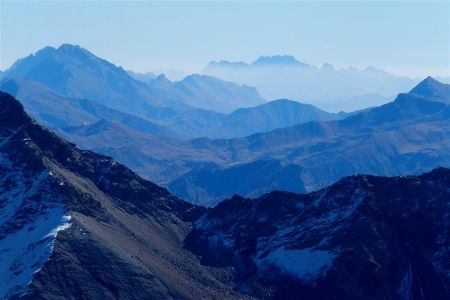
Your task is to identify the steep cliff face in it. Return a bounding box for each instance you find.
[0,92,242,299]
[186,168,450,299]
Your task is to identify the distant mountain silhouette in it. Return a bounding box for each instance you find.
[147,74,266,113]
[4,44,187,117]
[1,54,346,139]
[251,55,311,67]
[203,55,419,111]
[126,70,156,83]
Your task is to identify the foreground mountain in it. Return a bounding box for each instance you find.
[171,77,450,205]
[0,92,245,299]
[203,55,418,111]
[186,168,450,299]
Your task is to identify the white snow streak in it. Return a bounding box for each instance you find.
[255,246,336,282]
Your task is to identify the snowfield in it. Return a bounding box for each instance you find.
[0,132,71,299]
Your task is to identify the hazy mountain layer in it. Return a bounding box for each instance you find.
[2,45,448,208]
[4,44,185,118]
[0,78,177,138]
[147,74,265,113]
[169,159,306,206]
[203,55,418,112]
[3,45,348,139]
[170,77,450,205]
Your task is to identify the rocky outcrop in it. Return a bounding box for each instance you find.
[186,168,450,299]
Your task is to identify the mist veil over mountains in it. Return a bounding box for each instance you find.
[203,55,421,112]
[1,3,450,297]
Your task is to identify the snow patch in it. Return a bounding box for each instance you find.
[0,143,71,299]
[0,211,72,298]
[255,246,336,282]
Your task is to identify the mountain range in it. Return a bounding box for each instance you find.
[2,45,352,140]
[1,44,449,207]
[146,73,265,113]
[4,44,178,117]
[3,44,266,115]
[1,91,449,299]
[169,77,450,205]
[203,55,419,112]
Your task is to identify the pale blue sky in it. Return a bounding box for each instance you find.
[1,1,449,77]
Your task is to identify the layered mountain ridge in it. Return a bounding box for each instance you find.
[171,77,450,205]
[0,91,449,299]
[0,92,241,299]
[1,44,449,209]
[1,45,350,140]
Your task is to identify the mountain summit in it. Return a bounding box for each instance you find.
[409,76,450,102]
[0,91,240,299]
[3,44,175,116]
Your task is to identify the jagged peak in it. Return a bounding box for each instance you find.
[251,55,308,67]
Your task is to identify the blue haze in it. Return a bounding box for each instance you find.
[1,1,449,78]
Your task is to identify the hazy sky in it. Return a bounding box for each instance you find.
[1,1,449,78]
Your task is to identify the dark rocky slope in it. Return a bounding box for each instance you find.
[0,92,243,299]
[186,168,450,299]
